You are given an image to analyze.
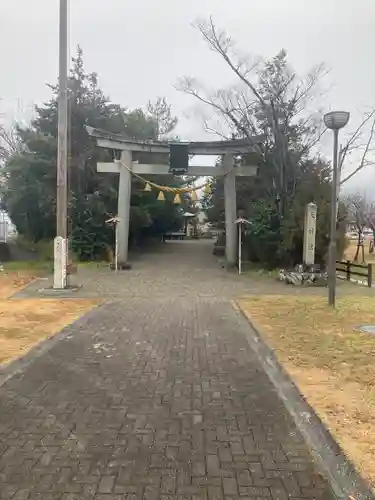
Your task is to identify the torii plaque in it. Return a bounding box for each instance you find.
[87,127,262,267]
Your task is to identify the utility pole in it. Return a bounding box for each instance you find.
[54,0,69,289]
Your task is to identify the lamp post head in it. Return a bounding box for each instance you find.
[324,111,350,130]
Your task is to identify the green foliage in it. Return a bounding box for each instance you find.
[0,242,11,262]
[244,202,282,268]
[242,163,348,268]
[15,235,55,261]
[0,47,185,260]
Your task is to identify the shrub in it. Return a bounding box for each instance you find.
[243,198,347,269]
[0,242,11,262]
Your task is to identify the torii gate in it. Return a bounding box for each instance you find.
[87,126,262,267]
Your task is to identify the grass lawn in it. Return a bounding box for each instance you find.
[0,271,100,365]
[238,295,375,489]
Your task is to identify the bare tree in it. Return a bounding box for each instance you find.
[176,17,328,213]
[345,194,367,262]
[0,122,21,165]
[362,201,375,256]
[339,108,375,186]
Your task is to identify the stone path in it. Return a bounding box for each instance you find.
[17,240,372,299]
[0,241,337,499]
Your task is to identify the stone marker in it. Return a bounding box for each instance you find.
[303,202,317,266]
[53,236,67,289]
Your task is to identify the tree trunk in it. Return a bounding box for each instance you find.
[354,234,361,262]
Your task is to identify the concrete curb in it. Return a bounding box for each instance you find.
[233,300,374,500]
[0,301,106,389]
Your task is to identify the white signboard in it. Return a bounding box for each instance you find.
[303,203,317,266]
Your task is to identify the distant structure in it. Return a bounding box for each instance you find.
[0,211,9,242]
[0,211,15,243]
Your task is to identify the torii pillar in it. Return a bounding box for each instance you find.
[223,153,237,266]
[98,153,251,269]
[112,152,238,267]
[116,151,132,266]
[88,126,261,269]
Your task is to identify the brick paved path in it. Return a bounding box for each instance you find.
[0,242,336,499]
[18,240,372,299]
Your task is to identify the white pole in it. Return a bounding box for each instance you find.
[238,223,242,275]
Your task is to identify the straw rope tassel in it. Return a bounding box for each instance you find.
[120,162,209,194]
[173,193,182,204]
[191,191,198,202]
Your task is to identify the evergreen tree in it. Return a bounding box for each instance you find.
[1,48,185,260]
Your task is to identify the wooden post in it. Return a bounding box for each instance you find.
[238,223,242,275]
[368,263,373,287]
[346,260,351,281]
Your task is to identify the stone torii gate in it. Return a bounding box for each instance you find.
[87,127,262,267]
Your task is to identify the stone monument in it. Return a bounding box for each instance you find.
[279,202,326,286]
[53,236,67,289]
[303,202,317,266]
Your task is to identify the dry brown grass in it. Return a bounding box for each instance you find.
[238,295,375,489]
[345,239,375,263]
[0,272,100,365]
[0,271,38,299]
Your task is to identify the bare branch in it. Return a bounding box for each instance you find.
[194,17,266,106]
[176,76,264,154]
[203,119,231,140]
[178,17,328,214]
[340,114,375,185]
[340,108,375,168]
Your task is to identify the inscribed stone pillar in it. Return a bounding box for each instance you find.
[53,236,67,289]
[303,202,317,266]
[223,153,237,266]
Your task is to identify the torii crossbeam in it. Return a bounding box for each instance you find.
[87,126,263,268]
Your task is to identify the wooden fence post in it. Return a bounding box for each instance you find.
[346,260,351,281]
[368,264,373,288]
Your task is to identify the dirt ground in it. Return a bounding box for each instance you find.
[0,272,100,365]
[238,294,375,490]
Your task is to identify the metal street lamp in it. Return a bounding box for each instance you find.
[324,111,350,307]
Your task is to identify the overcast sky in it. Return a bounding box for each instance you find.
[1,0,375,191]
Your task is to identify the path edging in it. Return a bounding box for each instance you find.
[233,300,374,500]
[0,301,105,389]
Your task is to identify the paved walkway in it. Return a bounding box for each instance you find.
[1,241,337,499]
[18,239,372,299]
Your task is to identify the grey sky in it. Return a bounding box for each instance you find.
[1,0,375,189]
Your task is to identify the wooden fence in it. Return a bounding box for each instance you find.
[336,260,373,287]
